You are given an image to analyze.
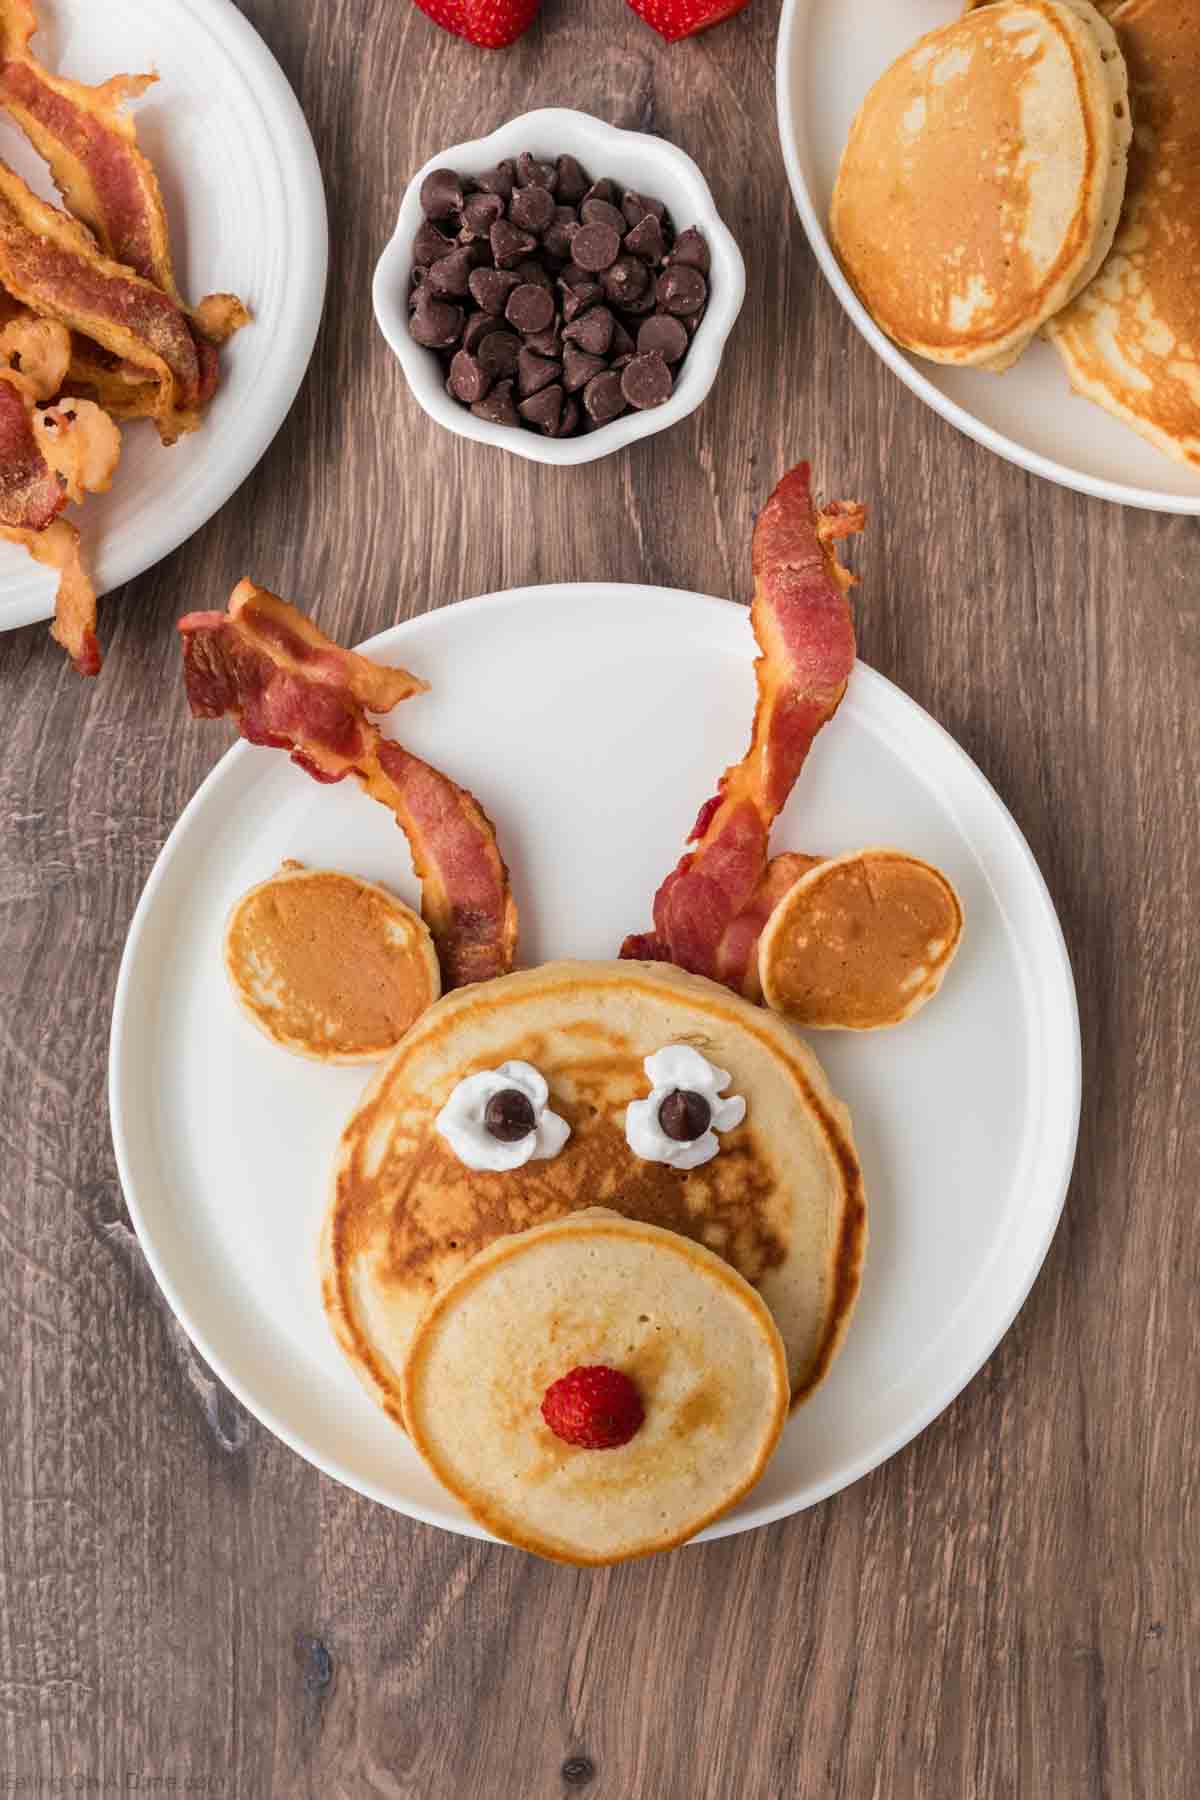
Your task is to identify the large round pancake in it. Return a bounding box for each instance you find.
[1047,0,1200,466]
[831,0,1130,370]
[403,1212,790,1564]
[322,961,865,1420]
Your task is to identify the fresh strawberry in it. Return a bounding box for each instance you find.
[541,1365,645,1450]
[626,0,749,42]
[413,0,539,49]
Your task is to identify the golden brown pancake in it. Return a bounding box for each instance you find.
[758,850,964,1031]
[224,863,440,1064]
[831,0,1131,370]
[322,960,865,1420]
[1048,0,1200,466]
[403,1211,790,1564]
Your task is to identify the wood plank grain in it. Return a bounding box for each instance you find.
[0,0,1195,1795]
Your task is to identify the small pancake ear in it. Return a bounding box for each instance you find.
[758,849,963,1031]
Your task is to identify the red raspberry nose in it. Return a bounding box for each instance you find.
[540,1364,645,1449]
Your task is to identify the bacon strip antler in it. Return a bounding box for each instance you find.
[180,583,519,991]
[621,462,865,992]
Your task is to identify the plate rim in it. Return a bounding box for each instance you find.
[1,0,329,634]
[774,0,1200,517]
[109,581,1082,1546]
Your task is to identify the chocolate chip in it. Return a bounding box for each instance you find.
[669,226,710,274]
[622,190,666,229]
[559,262,594,292]
[461,191,504,238]
[657,263,707,315]
[477,330,521,379]
[610,318,636,359]
[490,218,537,269]
[562,306,613,355]
[408,266,427,305]
[409,291,463,348]
[624,214,664,264]
[563,343,607,393]
[518,384,563,434]
[610,353,633,372]
[484,1086,537,1139]
[413,219,455,267]
[637,314,688,363]
[517,152,556,192]
[544,207,580,260]
[561,279,602,321]
[469,267,521,315]
[476,160,516,202]
[556,395,581,436]
[447,349,492,404]
[513,258,554,293]
[572,223,621,273]
[506,283,555,336]
[616,282,656,317]
[580,198,626,234]
[463,311,505,353]
[621,351,672,410]
[420,168,463,221]
[427,247,475,296]
[517,347,561,397]
[600,256,649,307]
[582,369,625,425]
[510,185,556,234]
[658,1088,711,1141]
[523,323,562,357]
[582,178,617,206]
[556,155,589,203]
[471,379,519,428]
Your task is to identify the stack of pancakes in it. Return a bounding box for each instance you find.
[832,0,1132,372]
[832,0,1200,467]
[322,960,867,1561]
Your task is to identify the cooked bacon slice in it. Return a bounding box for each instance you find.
[620,462,865,989]
[0,371,121,674]
[0,305,69,399]
[0,0,248,350]
[13,517,99,675]
[65,336,157,421]
[0,157,206,441]
[180,582,518,989]
[0,367,62,529]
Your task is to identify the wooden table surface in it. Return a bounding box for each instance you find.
[1,1,1196,1794]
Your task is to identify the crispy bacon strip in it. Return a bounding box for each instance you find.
[179,583,519,990]
[620,462,865,989]
[0,366,62,529]
[0,157,206,441]
[0,0,248,348]
[0,371,121,674]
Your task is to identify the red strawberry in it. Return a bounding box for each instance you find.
[413,0,538,49]
[541,1365,645,1450]
[626,0,749,41]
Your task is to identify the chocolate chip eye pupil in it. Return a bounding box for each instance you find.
[658,1089,711,1142]
[484,1088,537,1142]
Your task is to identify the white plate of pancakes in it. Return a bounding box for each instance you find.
[109,583,1080,1547]
[0,0,327,639]
[777,0,1200,513]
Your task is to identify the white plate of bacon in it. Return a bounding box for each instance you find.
[0,0,326,675]
[110,462,1080,1547]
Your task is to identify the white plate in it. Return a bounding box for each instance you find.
[776,0,1200,514]
[0,0,327,634]
[109,584,1080,1544]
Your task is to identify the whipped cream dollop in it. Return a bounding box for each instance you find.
[435,1060,570,1172]
[624,1044,747,1171]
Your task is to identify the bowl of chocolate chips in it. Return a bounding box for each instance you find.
[374,108,745,465]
